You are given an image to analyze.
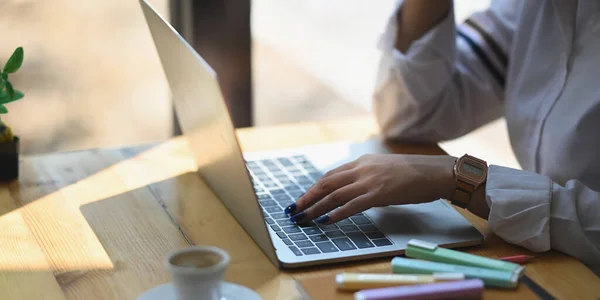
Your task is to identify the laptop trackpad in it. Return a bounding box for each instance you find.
[366,200,482,248]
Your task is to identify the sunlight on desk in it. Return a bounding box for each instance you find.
[0,138,198,299]
[0,117,598,300]
[1,139,195,259]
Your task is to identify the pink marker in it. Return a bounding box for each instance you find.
[500,255,535,264]
[353,279,484,300]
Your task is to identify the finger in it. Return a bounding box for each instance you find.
[320,160,358,179]
[319,193,374,224]
[286,170,355,216]
[298,183,366,222]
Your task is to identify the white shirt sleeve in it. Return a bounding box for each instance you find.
[486,165,600,274]
[373,1,600,274]
[373,0,515,142]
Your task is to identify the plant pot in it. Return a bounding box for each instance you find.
[0,136,19,181]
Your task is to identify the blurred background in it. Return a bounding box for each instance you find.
[0,0,516,168]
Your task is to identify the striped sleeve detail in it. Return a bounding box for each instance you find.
[457,17,509,87]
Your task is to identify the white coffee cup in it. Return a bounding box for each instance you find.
[166,246,231,300]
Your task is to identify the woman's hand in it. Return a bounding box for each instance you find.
[284,154,457,224]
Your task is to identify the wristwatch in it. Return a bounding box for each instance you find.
[451,154,488,208]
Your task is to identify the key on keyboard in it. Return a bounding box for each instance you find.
[289,246,303,256]
[325,230,345,238]
[331,238,357,251]
[365,232,385,239]
[273,194,292,201]
[295,240,313,248]
[263,182,279,189]
[278,158,293,166]
[346,232,375,249]
[270,213,288,220]
[298,221,317,228]
[270,189,286,195]
[282,226,302,234]
[257,194,272,200]
[301,248,321,255]
[264,206,282,214]
[278,201,294,207]
[289,191,304,197]
[309,234,329,243]
[372,239,393,246]
[319,224,339,232]
[340,225,360,233]
[259,200,278,207]
[336,219,353,226]
[308,172,322,180]
[277,219,295,227]
[303,228,322,235]
[351,215,372,225]
[358,224,379,232]
[289,233,308,241]
[315,241,339,253]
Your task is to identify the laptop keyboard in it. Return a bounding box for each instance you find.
[246,155,393,257]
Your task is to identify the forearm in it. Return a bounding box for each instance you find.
[395,0,452,52]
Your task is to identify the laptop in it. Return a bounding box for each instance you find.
[139,0,483,268]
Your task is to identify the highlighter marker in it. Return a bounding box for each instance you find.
[354,278,484,300]
[392,257,519,289]
[500,255,535,264]
[405,239,525,278]
[336,273,465,291]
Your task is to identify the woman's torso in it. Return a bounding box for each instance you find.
[505,0,600,189]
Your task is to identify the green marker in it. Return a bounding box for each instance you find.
[391,257,519,289]
[405,239,524,278]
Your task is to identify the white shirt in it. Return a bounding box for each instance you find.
[374,0,600,274]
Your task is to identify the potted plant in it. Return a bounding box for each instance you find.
[0,47,24,181]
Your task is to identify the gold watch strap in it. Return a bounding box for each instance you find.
[452,180,475,208]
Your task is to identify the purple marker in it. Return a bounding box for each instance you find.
[354,279,484,300]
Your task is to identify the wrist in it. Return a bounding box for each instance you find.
[447,154,489,212]
[466,182,489,219]
[433,155,458,200]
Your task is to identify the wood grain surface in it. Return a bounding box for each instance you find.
[0,116,598,300]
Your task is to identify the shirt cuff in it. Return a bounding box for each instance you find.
[375,0,457,101]
[485,165,552,252]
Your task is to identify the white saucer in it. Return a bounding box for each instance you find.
[137,281,262,300]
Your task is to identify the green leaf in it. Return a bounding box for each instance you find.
[0,91,8,104]
[3,47,24,73]
[5,81,13,100]
[0,105,7,114]
[0,77,4,90]
[13,90,24,101]
[0,89,22,105]
[1,73,6,81]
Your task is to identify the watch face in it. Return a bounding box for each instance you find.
[463,162,484,177]
[456,156,487,185]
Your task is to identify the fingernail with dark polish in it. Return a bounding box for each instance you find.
[284,203,297,216]
[290,212,306,223]
[315,215,331,224]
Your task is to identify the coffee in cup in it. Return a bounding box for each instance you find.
[166,246,231,300]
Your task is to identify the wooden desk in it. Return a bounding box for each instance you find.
[0,116,598,299]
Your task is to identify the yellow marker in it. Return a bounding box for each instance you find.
[335,272,465,291]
